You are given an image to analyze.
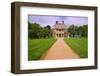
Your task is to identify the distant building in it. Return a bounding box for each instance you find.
[52,21,69,39]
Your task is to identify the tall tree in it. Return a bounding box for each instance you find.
[81,25,88,37]
[68,24,88,38]
[68,25,76,37]
[28,22,53,39]
[28,22,41,39]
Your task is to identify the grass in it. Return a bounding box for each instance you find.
[64,38,88,58]
[28,38,56,60]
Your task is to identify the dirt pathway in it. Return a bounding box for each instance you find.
[41,38,79,60]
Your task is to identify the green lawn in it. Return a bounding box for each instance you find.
[64,38,88,58]
[28,38,56,60]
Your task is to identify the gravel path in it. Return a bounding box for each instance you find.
[41,38,79,60]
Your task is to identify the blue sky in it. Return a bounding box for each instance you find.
[28,15,88,27]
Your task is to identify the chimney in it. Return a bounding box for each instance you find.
[62,21,64,24]
[56,21,58,24]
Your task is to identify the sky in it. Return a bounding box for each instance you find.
[28,15,88,27]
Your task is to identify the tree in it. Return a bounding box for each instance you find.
[68,25,79,37]
[28,22,53,39]
[44,25,52,38]
[28,22,41,39]
[68,24,88,38]
[81,25,88,37]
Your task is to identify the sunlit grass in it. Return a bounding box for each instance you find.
[28,38,56,60]
[64,38,88,58]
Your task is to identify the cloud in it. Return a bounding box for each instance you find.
[28,15,88,27]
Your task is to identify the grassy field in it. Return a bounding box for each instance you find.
[64,38,88,58]
[28,38,56,60]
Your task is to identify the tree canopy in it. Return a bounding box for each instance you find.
[68,24,88,37]
[28,22,52,39]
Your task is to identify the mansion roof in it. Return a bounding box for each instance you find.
[53,21,67,29]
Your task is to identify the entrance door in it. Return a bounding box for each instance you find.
[59,34,61,38]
